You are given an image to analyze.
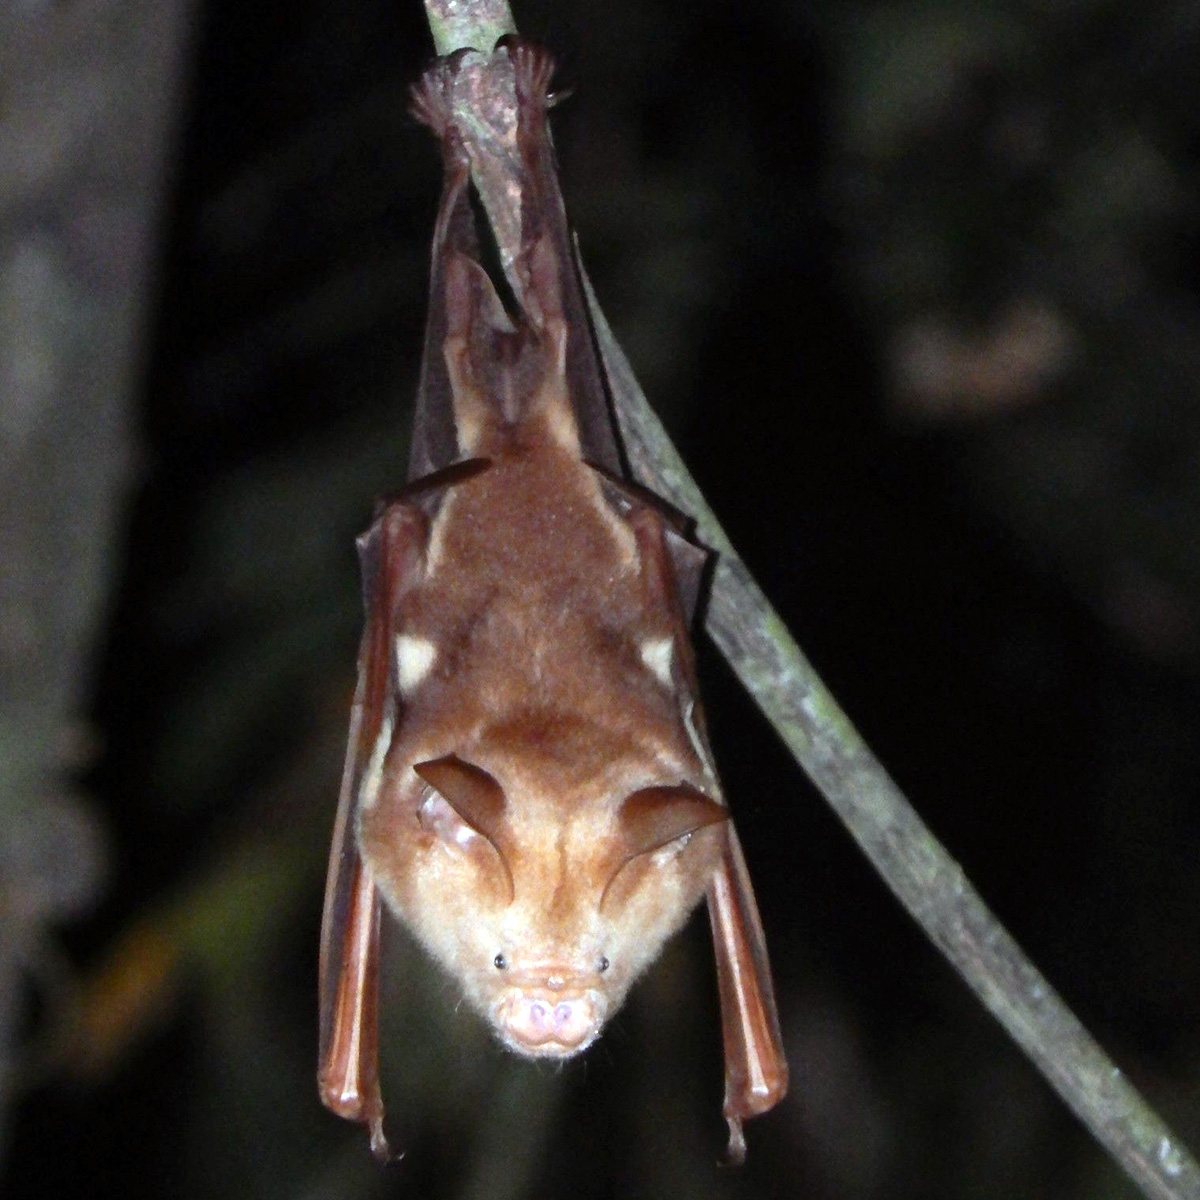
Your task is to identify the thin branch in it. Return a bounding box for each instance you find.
[424,0,515,57]
[419,6,1200,1198]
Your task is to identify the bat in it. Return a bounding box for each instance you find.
[318,39,787,1165]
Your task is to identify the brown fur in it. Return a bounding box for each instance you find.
[359,404,722,1036]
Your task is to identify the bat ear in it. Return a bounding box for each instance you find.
[600,784,728,911]
[414,755,515,902]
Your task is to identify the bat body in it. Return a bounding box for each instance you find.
[319,41,786,1162]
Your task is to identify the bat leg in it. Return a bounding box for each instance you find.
[507,39,563,326]
[707,826,788,1164]
[499,36,625,470]
[411,69,474,285]
[410,53,481,268]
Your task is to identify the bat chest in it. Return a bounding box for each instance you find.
[394,445,690,791]
[422,445,641,649]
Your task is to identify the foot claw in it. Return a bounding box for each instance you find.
[409,68,452,135]
[503,37,556,108]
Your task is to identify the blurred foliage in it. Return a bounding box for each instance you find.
[6,0,1200,1197]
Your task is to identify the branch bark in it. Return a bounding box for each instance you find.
[420,6,1200,1197]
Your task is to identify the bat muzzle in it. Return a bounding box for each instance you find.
[494,986,604,1056]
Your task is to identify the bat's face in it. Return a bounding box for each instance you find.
[359,722,728,1058]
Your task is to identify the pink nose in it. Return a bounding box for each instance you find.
[500,992,599,1053]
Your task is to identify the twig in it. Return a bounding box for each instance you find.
[419,5,1200,1197]
[424,0,515,57]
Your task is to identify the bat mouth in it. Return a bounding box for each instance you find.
[493,988,606,1057]
[501,1031,598,1060]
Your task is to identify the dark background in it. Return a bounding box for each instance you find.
[6,0,1200,1196]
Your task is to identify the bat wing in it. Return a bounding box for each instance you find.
[708,826,788,1163]
[625,472,788,1162]
[670,528,789,1159]
[657,521,789,1159]
[318,503,427,1158]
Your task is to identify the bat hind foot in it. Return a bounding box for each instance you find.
[502,37,556,111]
[409,55,466,139]
[411,68,471,187]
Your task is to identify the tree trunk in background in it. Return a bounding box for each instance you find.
[0,0,196,1162]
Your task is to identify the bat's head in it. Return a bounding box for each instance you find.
[361,743,728,1058]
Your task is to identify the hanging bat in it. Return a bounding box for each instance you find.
[318,39,787,1164]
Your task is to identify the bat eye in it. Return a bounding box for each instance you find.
[598,956,610,973]
[493,953,508,970]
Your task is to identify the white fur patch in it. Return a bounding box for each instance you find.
[396,635,438,692]
[359,711,394,811]
[639,637,674,687]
